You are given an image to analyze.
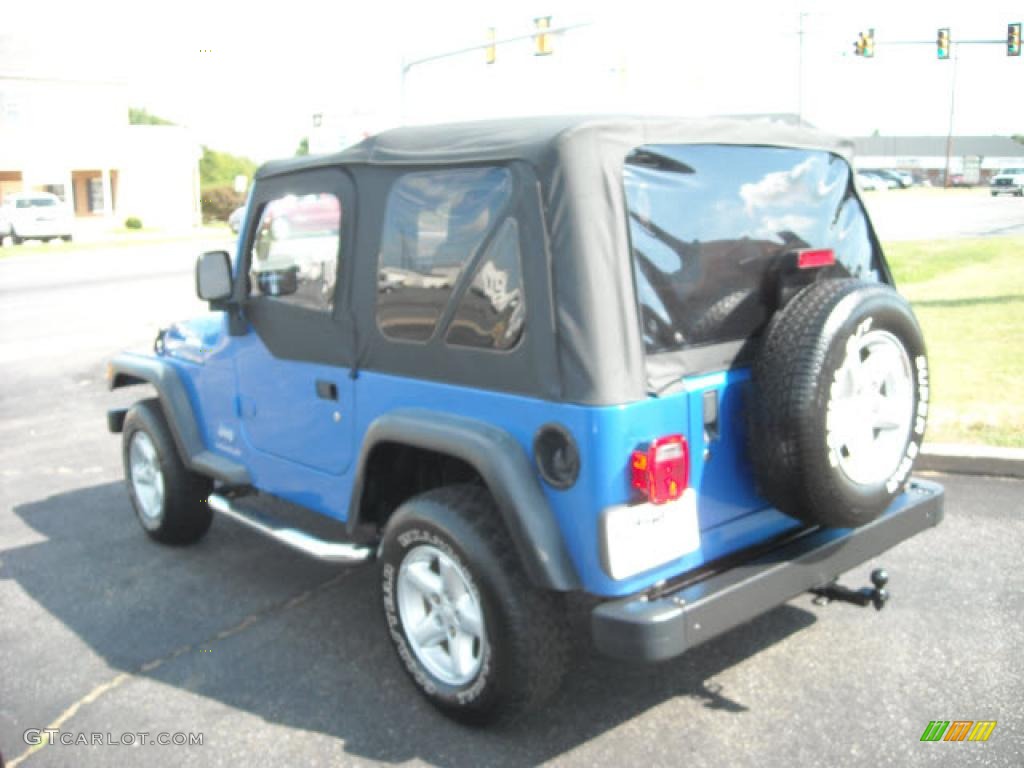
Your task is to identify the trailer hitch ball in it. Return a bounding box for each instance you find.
[870,568,890,611]
[810,567,891,610]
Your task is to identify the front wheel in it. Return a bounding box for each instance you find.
[122,399,213,545]
[379,486,569,723]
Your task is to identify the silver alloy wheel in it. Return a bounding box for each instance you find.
[827,329,915,486]
[129,431,165,524]
[396,544,487,687]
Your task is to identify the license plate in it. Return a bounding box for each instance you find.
[603,489,701,580]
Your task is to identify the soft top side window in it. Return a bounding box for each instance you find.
[376,167,512,343]
[249,192,342,313]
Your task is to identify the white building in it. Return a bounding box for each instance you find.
[0,39,201,230]
[853,135,1024,184]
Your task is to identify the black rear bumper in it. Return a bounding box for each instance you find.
[592,478,944,662]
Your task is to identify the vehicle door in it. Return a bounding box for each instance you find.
[233,168,356,477]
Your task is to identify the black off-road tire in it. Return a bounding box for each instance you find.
[749,279,929,528]
[122,399,213,545]
[379,485,570,724]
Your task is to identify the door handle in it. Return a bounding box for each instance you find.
[315,380,338,400]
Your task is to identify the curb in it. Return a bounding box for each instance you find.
[918,443,1024,479]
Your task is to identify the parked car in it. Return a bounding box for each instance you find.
[888,169,914,188]
[863,169,911,189]
[0,192,73,245]
[107,116,943,723]
[990,167,1024,197]
[856,171,880,191]
[860,171,898,190]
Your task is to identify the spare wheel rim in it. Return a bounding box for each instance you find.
[827,329,915,486]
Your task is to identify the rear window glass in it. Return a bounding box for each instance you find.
[377,167,512,343]
[624,144,877,354]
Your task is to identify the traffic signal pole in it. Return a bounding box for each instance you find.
[943,49,959,188]
[853,26,1019,188]
[399,21,592,122]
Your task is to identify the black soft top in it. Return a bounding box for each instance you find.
[258,115,852,177]
[257,116,859,406]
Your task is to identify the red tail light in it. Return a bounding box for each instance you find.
[796,248,836,269]
[630,435,689,504]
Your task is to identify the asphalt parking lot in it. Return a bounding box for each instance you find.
[1,223,1022,766]
[861,186,1024,241]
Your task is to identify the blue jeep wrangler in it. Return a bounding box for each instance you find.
[108,116,943,723]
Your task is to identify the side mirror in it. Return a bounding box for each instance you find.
[196,250,233,302]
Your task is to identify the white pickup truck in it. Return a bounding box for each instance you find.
[990,167,1024,197]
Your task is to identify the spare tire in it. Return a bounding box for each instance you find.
[749,278,929,528]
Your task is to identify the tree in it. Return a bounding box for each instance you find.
[296,137,310,156]
[129,107,175,126]
[199,146,257,190]
[1013,134,1024,146]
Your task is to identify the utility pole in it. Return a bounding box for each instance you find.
[797,12,807,124]
[943,49,959,188]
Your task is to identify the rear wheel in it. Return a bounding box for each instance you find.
[749,279,928,528]
[122,399,213,544]
[379,485,569,723]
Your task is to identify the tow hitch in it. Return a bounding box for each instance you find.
[810,568,890,611]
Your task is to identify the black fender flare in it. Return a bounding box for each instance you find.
[348,409,580,592]
[108,353,250,486]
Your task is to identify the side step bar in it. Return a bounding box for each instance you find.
[207,494,375,564]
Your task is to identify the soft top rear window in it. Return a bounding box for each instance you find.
[625,144,878,355]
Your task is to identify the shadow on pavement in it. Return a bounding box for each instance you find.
[5,482,819,767]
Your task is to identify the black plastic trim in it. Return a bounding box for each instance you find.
[108,353,251,486]
[107,408,128,433]
[348,408,580,591]
[591,478,944,662]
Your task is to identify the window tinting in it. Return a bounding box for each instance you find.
[624,144,877,354]
[377,167,512,343]
[250,192,341,312]
[446,218,525,350]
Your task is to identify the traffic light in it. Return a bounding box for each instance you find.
[937,28,951,59]
[486,27,496,64]
[534,16,553,56]
[1009,23,1022,57]
[853,30,874,57]
[864,28,875,58]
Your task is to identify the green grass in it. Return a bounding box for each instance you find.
[886,236,1024,447]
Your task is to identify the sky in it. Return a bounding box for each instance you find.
[3,0,1023,161]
